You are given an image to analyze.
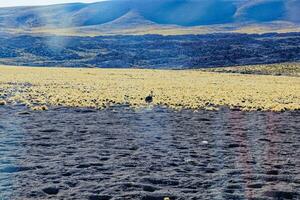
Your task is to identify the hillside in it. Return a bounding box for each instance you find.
[0,0,300,36]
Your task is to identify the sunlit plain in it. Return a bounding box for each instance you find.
[0,65,299,112]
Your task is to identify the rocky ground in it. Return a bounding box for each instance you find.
[1,33,300,68]
[0,105,299,200]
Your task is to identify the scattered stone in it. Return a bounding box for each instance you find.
[62,171,73,177]
[231,107,241,111]
[266,170,279,175]
[224,189,235,194]
[258,138,271,142]
[228,143,240,148]
[142,177,179,186]
[227,184,243,189]
[0,100,6,106]
[0,100,299,199]
[248,183,264,189]
[222,194,244,199]
[205,167,217,173]
[141,195,175,200]
[142,185,158,192]
[39,129,59,133]
[42,186,59,195]
[185,159,198,165]
[263,190,297,199]
[264,175,278,182]
[28,190,45,198]
[17,111,31,115]
[89,195,112,200]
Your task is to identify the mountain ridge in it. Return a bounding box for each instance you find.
[0,0,299,28]
[0,0,300,36]
[101,10,157,28]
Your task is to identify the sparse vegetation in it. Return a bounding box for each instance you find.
[203,63,300,77]
[30,105,48,111]
[0,100,6,105]
[0,65,299,112]
[17,22,300,37]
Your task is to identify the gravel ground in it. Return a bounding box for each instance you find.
[0,105,299,200]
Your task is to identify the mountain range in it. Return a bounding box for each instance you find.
[0,0,300,35]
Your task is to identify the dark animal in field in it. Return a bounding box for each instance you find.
[145,91,154,103]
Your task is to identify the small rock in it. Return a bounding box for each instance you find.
[263,190,297,199]
[266,170,279,175]
[202,141,208,144]
[205,167,217,173]
[248,183,264,189]
[226,184,243,190]
[141,195,174,200]
[17,111,30,115]
[42,186,59,195]
[185,159,198,165]
[228,143,240,148]
[89,195,112,200]
[142,185,158,192]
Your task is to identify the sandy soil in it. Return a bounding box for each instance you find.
[0,105,299,199]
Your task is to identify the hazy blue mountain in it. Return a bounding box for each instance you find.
[135,0,237,26]
[0,0,299,28]
[237,1,286,22]
[71,1,130,26]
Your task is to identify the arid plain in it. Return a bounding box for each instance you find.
[0,64,299,112]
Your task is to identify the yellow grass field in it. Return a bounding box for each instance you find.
[0,65,299,112]
[203,63,300,77]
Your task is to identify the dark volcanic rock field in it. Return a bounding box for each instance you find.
[1,32,300,69]
[0,105,299,199]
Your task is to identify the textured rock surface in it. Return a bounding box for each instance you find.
[0,105,299,199]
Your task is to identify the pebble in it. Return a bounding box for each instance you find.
[42,186,59,195]
[202,141,209,144]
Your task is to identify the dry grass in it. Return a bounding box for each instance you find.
[4,22,300,37]
[0,100,6,105]
[203,63,300,77]
[0,65,299,112]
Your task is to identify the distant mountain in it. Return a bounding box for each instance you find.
[1,0,300,69]
[101,10,156,28]
[0,0,300,29]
